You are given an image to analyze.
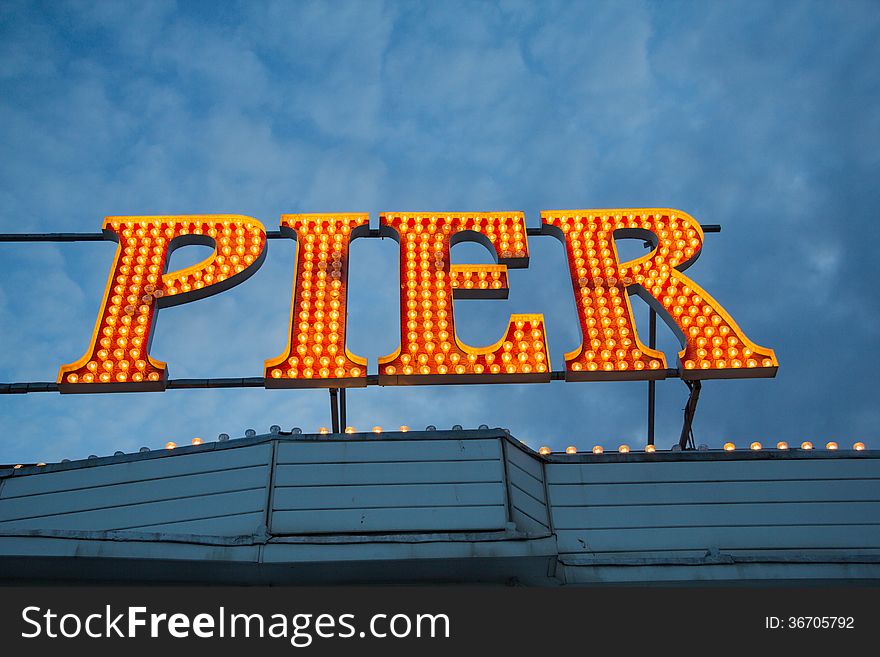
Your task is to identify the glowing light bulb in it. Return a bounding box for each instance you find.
[723,442,735,451]
[826,441,838,450]
[592,445,604,454]
[776,441,789,450]
[345,426,356,434]
[538,446,551,456]
[191,437,203,445]
[318,427,329,435]
[399,425,410,432]
[618,444,630,454]
[565,446,577,454]
[645,444,656,453]
[801,441,813,450]
[750,441,762,451]
[853,442,865,451]
[166,442,176,450]
[372,426,383,434]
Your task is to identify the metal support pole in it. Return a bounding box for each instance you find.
[339,388,347,430]
[678,380,702,450]
[2,226,719,243]
[329,388,340,434]
[647,308,657,446]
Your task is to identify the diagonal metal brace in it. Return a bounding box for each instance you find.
[678,379,702,450]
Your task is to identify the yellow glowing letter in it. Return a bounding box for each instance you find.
[58,215,267,392]
[379,212,550,385]
[542,208,777,380]
[265,214,369,387]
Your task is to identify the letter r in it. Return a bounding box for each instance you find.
[542,209,777,380]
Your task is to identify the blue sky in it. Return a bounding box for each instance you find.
[1,0,878,463]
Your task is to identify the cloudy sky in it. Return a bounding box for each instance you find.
[1,0,878,463]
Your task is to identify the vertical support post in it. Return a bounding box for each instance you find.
[339,387,347,430]
[329,388,340,434]
[678,380,702,451]
[647,307,657,446]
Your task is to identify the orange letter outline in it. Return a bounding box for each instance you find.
[264,213,369,388]
[542,208,777,380]
[58,215,267,392]
[378,212,550,385]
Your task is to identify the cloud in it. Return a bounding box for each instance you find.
[1,1,879,463]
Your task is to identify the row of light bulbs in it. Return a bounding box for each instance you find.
[11,430,867,469]
[11,425,415,465]
[723,441,865,452]
[164,426,415,449]
[537,441,868,455]
[136,436,876,454]
[161,424,486,450]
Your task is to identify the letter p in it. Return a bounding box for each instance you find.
[58,215,267,392]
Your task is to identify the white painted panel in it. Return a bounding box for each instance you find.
[507,462,546,501]
[556,524,880,553]
[273,482,505,511]
[276,439,500,464]
[546,458,880,485]
[551,501,880,530]
[548,479,880,507]
[504,442,550,535]
[2,445,272,497]
[0,488,266,532]
[0,466,268,521]
[726,547,880,557]
[274,460,503,486]
[505,444,543,480]
[122,512,266,536]
[509,485,549,528]
[271,505,508,534]
[559,561,880,585]
[0,535,263,561]
[511,509,549,536]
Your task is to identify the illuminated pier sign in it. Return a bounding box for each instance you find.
[57,209,777,393]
